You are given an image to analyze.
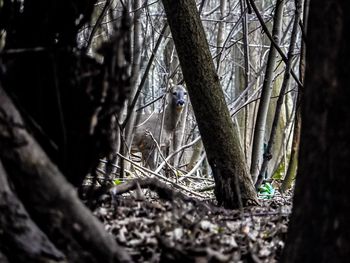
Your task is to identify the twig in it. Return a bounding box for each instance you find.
[122,24,168,129]
[84,0,112,53]
[248,0,303,89]
[116,153,208,198]
[154,136,201,173]
[147,131,177,177]
[178,153,206,182]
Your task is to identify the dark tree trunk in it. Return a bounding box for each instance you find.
[0,161,64,263]
[161,0,258,208]
[1,0,130,187]
[282,1,350,262]
[0,1,132,262]
[0,86,132,262]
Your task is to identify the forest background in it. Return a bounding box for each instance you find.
[0,0,349,262]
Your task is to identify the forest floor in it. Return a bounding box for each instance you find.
[93,179,292,263]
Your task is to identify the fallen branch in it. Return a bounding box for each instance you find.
[109,178,214,212]
[117,153,208,198]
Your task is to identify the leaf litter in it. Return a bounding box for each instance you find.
[93,181,292,263]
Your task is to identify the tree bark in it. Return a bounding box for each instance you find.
[1,0,130,188]
[124,0,143,154]
[281,0,309,193]
[0,86,132,262]
[282,0,350,262]
[255,0,301,189]
[161,0,258,208]
[250,0,285,184]
[0,250,9,263]
[0,161,64,263]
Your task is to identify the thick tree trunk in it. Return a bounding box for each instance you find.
[161,0,258,208]
[0,86,131,263]
[0,2,132,261]
[0,251,9,263]
[1,0,96,186]
[282,1,350,262]
[0,161,64,263]
[1,0,130,187]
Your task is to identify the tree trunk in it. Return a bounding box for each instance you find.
[125,0,143,150]
[215,0,227,75]
[1,0,130,188]
[172,103,188,167]
[161,0,258,208]
[0,1,132,261]
[0,86,131,263]
[280,103,300,193]
[281,0,309,193]
[0,161,64,262]
[255,0,301,188]
[282,0,350,261]
[250,0,285,183]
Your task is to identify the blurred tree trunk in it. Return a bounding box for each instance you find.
[0,160,64,262]
[0,0,132,261]
[1,0,130,187]
[161,0,258,208]
[282,0,350,261]
[0,85,131,262]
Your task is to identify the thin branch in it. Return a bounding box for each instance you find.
[84,0,112,53]
[116,153,208,198]
[248,0,303,89]
[122,24,168,129]
[255,0,302,189]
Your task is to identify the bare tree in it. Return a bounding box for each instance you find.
[250,0,285,183]
[0,1,132,261]
[281,0,309,192]
[161,0,258,208]
[255,0,301,188]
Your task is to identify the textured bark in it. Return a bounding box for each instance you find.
[0,1,132,262]
[0,161,64,263]
[0,87,131,263]
[282,1,350,262]
[161,0,258,208]
[1,0,130,187]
